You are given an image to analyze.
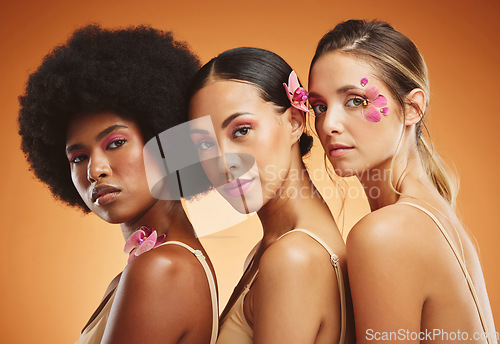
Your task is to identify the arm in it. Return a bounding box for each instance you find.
[252,233,342,344]
[347,211,428,344]
[101,245,211,344]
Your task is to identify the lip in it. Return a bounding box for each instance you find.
[328,143,354,157]
[91,185,121,205]
[221,178,254,198]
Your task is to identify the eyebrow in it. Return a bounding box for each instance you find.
[65,124,128,155]
[190,128,209,135]
[221,112,252,129]
[309,85,361,100]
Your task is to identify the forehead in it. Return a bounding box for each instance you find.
[66,112,140,144]
[309,52,377,88]
[189,80,264,121]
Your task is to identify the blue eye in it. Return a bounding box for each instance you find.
[311,104,327,116]
[107,139,126,149]
[233,126,250,138]
[346,97,365,107]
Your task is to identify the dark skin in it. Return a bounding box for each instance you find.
[66,112,217,343]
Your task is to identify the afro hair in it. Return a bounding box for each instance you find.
[19,24,202,212]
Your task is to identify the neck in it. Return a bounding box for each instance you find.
[359,146,432,211]
[120,200,194,241]
[256,159,323,246]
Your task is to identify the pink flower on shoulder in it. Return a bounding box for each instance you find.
[359,77,390,122]
[283,71,313,115]
[124,226,166,263]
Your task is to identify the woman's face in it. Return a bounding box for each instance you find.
[66,112,157,223]
[309,52,403,178]
[189,80,297,213]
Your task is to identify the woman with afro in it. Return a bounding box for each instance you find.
[18,24,218,344]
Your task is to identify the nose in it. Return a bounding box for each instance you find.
[87,153,111,183]
[320,107,344,135]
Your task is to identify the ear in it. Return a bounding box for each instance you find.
[404,88,426,126]
[289,107,306,145]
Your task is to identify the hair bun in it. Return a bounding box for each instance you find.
[299,132,313,156]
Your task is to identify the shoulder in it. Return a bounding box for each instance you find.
[121,243,202,296]
[258,231,333,285]
[347,204,426,252]
[346,203,436,279]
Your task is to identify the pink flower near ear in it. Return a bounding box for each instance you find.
[360,77,390,122]
[124,226,166,263]
[283,71,313,115]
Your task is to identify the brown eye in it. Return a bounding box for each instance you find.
[312,104,327,116]
[233,126,251,138]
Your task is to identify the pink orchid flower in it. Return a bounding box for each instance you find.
[283,70,313,115]
[360,77,390,122]
[124,226,166,263]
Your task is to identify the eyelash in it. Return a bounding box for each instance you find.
[311,103,327,116]
[195,139,216,151]
[69,138,127,164]
[232,125,252,139]
[345,96,366,108]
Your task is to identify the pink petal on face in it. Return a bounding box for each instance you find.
[360,77,368,87]
[365,85,380,100]
[124,229,146,254]
[381,107,390,115]
[134,230,158,256]
[371,94,388,107]
[362,105,382,122]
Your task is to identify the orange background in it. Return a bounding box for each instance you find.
[1,0,499,342]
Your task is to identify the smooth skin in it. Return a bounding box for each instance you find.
[309,52,497,344]
[66,112,216,344]
[189,80,355,344]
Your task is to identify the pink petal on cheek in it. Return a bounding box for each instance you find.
[365,85,380,100]
[363,105,382,122]
[371,95,388,107]
[134,230,158,256]
[124,230,145,253]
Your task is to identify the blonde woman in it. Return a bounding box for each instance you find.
[308,20,496,343]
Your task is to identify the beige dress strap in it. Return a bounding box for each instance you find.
[277,229,346,344]
[398,202,491,344]
[158,241,219,344]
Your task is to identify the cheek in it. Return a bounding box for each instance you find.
[70,167,88,194]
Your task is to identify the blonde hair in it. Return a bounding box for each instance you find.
[311,20,458,207]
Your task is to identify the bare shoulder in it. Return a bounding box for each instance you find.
[258,231,332,283]
[348,204,426,251]
[346,203,438,278]
[101,243,209,343]
[122,243,202,290]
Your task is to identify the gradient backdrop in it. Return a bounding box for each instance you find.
[0,0,498,342]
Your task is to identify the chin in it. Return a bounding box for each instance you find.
[219,189,264,214]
